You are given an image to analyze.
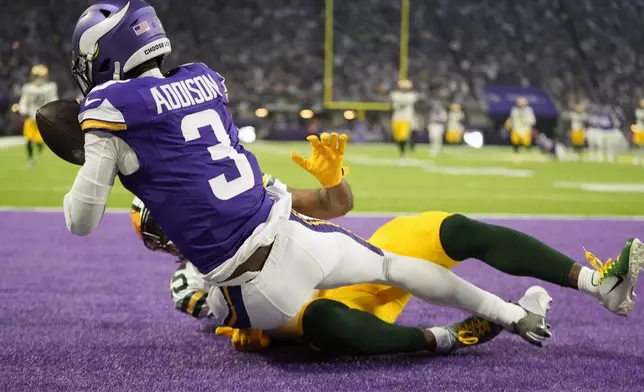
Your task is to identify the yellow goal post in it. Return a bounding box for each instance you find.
[323,0,410,114]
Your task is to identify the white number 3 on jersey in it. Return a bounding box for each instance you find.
[181,109,255,200]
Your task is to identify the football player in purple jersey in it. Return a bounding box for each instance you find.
[129,147,514,355]
[64,0,636,349]
[133,138,640,355]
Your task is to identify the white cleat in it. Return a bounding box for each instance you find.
[513,286,553,346]
[589,238,644,316]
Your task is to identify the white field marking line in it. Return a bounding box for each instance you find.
[462,213,644,221]
[0,136,24,149]
[554,181,644,193]
[346,211,644,221]
[0,184,618,202]
[1,206,643,221]
[352,191,619,202]
[0,185,131,194]
[350,155,534,178]
[0,206,130,213]
[253,141,642,165]
[250,143,535,178]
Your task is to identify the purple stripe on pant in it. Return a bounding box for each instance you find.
[289,210,383,256]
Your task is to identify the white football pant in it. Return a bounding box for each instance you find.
[586,128,602,162]
[428,123,445,157]
[600,129,623,163]
[203,187,524,331]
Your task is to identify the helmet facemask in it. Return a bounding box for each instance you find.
[72,53,95,96]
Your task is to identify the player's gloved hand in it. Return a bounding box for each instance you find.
[215,326,270,351]
[291,132,350,188]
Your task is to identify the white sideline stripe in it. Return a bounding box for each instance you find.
[0,185,131,194]
[0,186,619,201]
[0,206,643,221]
[1,185,622,202]
[0,206,129,213]
[0,136,24,149]
[250,143,535,178]
[354,211,644,221]
[554,181,644,193]
[352,191,615,202]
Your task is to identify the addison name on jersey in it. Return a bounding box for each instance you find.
[150,69,227,114]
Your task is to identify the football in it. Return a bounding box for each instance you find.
[35,99,85,166]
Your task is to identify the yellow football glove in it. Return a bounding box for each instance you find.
[215,326,270,351]
[291,132,350,188]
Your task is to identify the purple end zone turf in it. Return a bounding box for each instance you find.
[1,212,643,392]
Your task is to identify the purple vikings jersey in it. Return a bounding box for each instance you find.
[78,63,274,273]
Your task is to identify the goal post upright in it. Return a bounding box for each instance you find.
[324,0,412,114]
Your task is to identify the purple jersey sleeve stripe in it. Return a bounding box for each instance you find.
[221,286,251,329]
[289,210,384,256]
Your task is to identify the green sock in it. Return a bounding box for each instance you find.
[398,141,407,157]
[439,214,575,286]
[301,299,427,356]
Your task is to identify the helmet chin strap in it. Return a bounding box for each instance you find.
[113,61,121,81]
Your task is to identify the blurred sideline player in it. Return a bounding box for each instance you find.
[389,79,418,160]
[588,106,626,163]
[505,97,536,155]
[18,64,58,167]
[600,111,622,163]
[445,103,465,145]
[632,99,644,166]
[569,104,587,160]
[409,114,423,153]
[534,132,560,160]
[586,106,603,162]
[427,101,447,157]
[132,139,643,355]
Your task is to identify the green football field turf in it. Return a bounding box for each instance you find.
[1,141,643,215]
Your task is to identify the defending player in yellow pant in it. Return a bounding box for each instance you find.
[275,211,458,338]
[23,118,44,144]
